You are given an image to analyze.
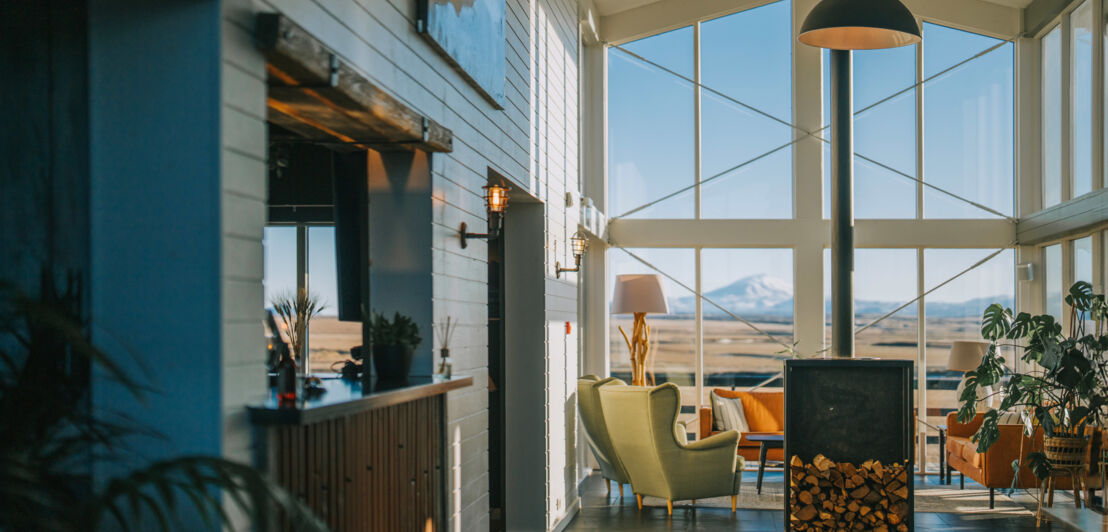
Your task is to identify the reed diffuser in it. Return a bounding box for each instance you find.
[435,317,456,379]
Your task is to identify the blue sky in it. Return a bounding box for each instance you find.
[264,226,341,317]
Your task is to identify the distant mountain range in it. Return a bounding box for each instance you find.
[663,274,1013,319]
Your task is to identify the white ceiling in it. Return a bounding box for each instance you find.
[593,0,660,17]
[592,0,1034,18]
[981,0,1034,6]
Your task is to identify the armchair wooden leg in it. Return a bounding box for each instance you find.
[1037,478,1047,526]
[989,488,994,509]
[666,499,673,516]
[619,483,624,499]
[636,493,642,510]
[606,478,611,495]
[731,495,737,513]
[1048,476,1056,507]
[1074,472,1085,509]
[960,472,965,490]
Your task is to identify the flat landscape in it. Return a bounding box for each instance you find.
[304,316,362,374]
[610,314,997,471]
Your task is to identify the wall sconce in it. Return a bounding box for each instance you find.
[459,184,510,249]
[556,232,589,278]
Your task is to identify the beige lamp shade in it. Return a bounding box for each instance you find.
[612,274,669,315]
[947,340,989,372]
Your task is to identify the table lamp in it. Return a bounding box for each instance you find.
[613,274,669,386]
[947,340,993,410]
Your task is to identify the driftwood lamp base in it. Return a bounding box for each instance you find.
[619,312,653,386]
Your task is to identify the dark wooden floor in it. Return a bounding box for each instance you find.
[564,472,1075,531]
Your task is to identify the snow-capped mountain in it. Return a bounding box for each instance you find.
[669,274,793,316]
[661,273,1013,319]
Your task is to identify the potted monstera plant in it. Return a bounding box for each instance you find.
[366,311,422,384]
[959,281,1108,478]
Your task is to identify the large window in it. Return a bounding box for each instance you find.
[701,249,793,397]
[604,6,1020,475]
[823,249,918,361]
[700,1,793,219]
[823,46,917,218]
[923,249,1015,471]
[1045,244,1064,320]
[1072,1,1095,198]
[264,225,361,374]
[609,28,696,219]
[924,24,1014,218]
[1043,26,1064,208]
[609,1,792,220]
[822,23,1014,219]
[1076,236,1094,284]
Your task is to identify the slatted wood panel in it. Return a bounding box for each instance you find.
[274,396,444,531]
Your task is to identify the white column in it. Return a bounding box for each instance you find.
[580,42,609,380]
[792,0,826,358]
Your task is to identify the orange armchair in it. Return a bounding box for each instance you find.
[946,413,1104,508]
[699,389,784,463]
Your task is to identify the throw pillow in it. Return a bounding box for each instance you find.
[711,392,750,434]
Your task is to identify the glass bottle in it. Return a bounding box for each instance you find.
[277,350,298,407]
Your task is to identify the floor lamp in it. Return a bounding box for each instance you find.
[613,274,669,386]
[798,0,921,358]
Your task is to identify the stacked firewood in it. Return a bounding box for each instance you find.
[789,454,910,532]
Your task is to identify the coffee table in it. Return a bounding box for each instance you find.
[746,434,784,494]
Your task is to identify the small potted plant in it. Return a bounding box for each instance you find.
[959,281,1108,478]
[367,311,422,383]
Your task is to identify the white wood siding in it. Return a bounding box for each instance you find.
[218,0,582,529]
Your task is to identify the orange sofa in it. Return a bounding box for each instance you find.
[946,412,1104,508]
[699,389,784,463]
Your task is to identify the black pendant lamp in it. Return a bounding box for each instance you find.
[798,0,920,50]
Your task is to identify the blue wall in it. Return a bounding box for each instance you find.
[88,0,224,517]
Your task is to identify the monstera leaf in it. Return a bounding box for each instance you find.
[981,303,1012,341]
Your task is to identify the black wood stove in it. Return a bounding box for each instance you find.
[784,358,915,531]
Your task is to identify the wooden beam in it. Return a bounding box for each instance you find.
[1016,187,1108,245]
[255,13,453,153]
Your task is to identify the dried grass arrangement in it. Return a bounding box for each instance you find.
[270,289,324,364]
[435,316,457,350]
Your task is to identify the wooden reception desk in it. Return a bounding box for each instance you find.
[248,376,472,531]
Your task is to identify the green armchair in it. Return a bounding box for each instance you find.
[599,382,745,515]
[577,375,633,498]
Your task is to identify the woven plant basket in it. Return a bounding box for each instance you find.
[1044,436,1089,467]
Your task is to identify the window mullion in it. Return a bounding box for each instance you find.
[1063,15,1075,202]
[916,247,927,474]
[694,22,702,220]
[1094,0,1105,190]
[297,224,309,374]
[916,28,925,220]
[695,247,703,430]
